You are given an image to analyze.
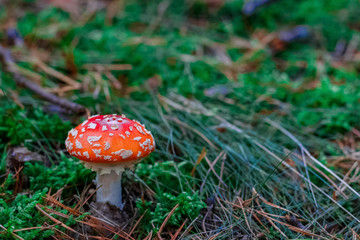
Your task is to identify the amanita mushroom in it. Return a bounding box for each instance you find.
[65,114,155,209]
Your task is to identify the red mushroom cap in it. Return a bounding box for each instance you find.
[65,114,155,163]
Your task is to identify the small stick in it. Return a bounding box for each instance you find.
[0,224,25,240]
[0,45,86,114]
[13,223,61,233]
[82,63,132,71]
[35,204,85,237]
[14,64,43,84]
[76,185,101,210]
[157,203,179,239]
[144,230,153,240]
[104,70,122,89]
[34,59,80,87]
[171,219,188,240]
[46,85,80,94]
[129,210,147,235]
[238,198,256,238]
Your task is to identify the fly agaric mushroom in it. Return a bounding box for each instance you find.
[65,114,155,209]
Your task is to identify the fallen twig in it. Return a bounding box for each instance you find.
[0,45,86,114]
[171,219,188,240]
[0,224,25,240]
[82,63,132,71]
[157,203,179,239]
[33,59,80,87]
[129,209,147,235]
[35,204,86,238]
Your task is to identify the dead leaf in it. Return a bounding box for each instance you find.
[7,147,43,171]
[191,147,207,177]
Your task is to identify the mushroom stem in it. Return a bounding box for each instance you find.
[96,170,124,210]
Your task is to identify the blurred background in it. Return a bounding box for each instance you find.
[1,0,360,239]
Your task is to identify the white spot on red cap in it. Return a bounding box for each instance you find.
[93,143,101,147]
[83,151,89,158]
[129,126,133,131]
[109,133,114,136]
[79,134,83,138]
[81,128,85,132]
[65,139,73,151]
[69,129,78,138]
[111,124,118,130]
[134,124,145,135]
[137,151,141,157]
[112,149,133,159]
[104,142,110,150]
[92,149,101,154]
[119,134,125,139]
[102,125,108,131]
[82,120,88,126]
[87,135,102,145]
[104,155,112,160]
[140,139,151,149]
[75,140,83,149]
[125,131,130,137]
[133,137,142,141]
[88,122,97,129]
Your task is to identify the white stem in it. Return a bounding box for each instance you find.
[96,170,124,210]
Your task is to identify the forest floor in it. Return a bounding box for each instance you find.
[1,0,360,239]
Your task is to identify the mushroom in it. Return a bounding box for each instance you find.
[65,114,155,209]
